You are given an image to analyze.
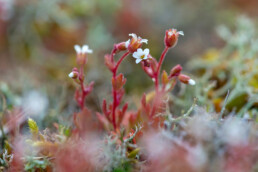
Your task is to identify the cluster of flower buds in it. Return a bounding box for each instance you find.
[164,29,184,48]
[74,45,93,65]
[168,64,195,85]
[109,33,150,65]
[113,33,148,54]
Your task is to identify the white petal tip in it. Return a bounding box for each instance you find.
[74,45,81,54]
[189,79,196,85]
[68,72,74,78]
[141,39,148,44]
[135,59,142,64]
[178,31,184,36]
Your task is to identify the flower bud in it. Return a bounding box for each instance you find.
[112,74,126,90]
[164,29,184,48]
[68,68,79,79]
[161,70,169,85]
[114,42,128,54]
[178,74,195,85]
[127,33,148,53]
[68,71,78,79]
[104,54,115,71]
[169,64,182,77]
[74,45,93,65]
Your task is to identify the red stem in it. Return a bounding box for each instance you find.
[111,51,129,130]
[150,46,169,118]
[79,65,86,110]
[154,46,169,92]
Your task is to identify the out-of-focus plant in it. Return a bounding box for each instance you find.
[0,0,121,62]
[1,20,257,171]
[173,16,258,118]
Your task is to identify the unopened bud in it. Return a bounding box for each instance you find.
[112,74,126,90]
[164,29,184,48]
[68,68,79,79]
[68,71,78,79]
[114,42,128,54]
[161,70,169,85]
[178,74,195,85]
[169,64,182,77]
[104,54,115,71]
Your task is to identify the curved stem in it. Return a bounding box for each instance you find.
[154,46,169,91]
[150,46,169,118]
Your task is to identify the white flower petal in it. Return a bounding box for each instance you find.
[68,72,75,78]
[125,39,130,48]
[188,79,196,85]
[136,48,143,53]
[129,33,137,38]
[132,52,140,59]
[141,39,148,44]
[82,45,89,52]
[74,45,81,54]
[168,31,173,36]
[135,58,142,64]
[143,48,149,54]
[178,31,184,36]
[82,45,93,54]
[87,49,93,53]
[143,55,148,60]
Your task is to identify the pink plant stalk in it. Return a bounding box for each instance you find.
[69,45,94,111]
[139,28,196,120]
[102,33,148,130]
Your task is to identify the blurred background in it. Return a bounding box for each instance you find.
[0,0,257,127]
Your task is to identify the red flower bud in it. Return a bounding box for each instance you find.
[112,74,126,90]
[104,54,115,71]
[164,29,184,48]
[114,42,127,54]
[169,64,182,77]
[178,74,196,85]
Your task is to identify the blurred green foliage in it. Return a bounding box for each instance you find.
[173,16,258,117]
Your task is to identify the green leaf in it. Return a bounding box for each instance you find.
[28,118,39,136]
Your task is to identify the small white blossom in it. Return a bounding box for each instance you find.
[188,79,196,85]
[132,48,150,64]
[74,44,93,54]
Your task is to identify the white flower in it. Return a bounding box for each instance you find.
[132,48,150,64]
[128,33,148,44]
[168,29,184,36]
[188,79,196,85]
[74,44,93,54]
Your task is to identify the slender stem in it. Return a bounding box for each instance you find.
[150,47,169,118]
[79,65,86,110]
[111,51,129,130]
[154,46,169,91]
[111,48,116,63]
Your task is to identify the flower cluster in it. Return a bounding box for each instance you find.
[68,29,195,131]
